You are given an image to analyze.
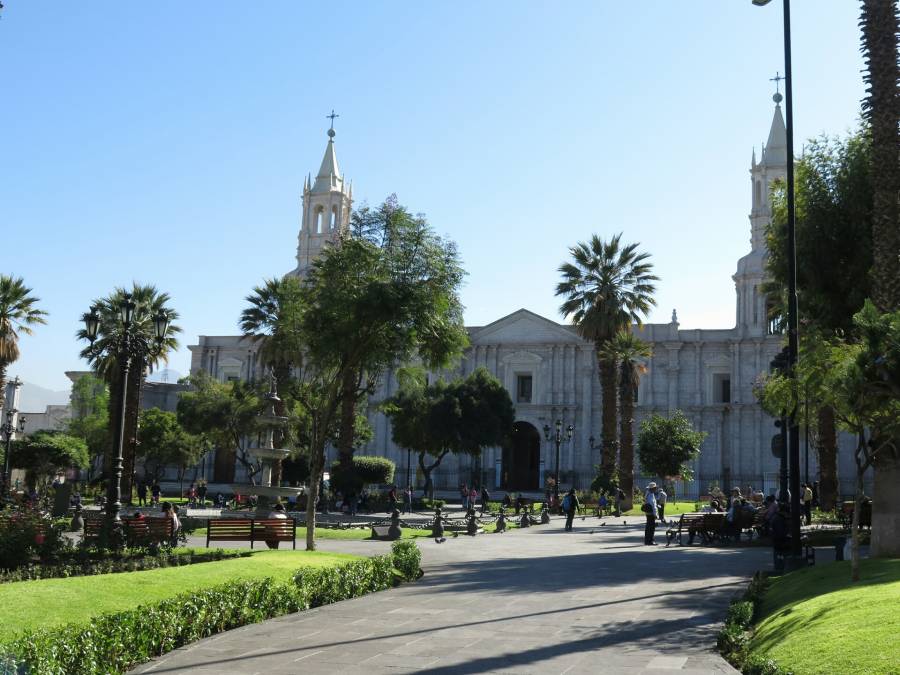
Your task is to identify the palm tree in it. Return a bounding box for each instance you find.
[556,234,658,478]
[599,331,651,510]
[240,276,306,485]
[861,0,900,557]
[0,275,47,413]
[78,284,180,501]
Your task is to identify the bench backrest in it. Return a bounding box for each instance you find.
[252,518,295,541]
[207,518,255,540]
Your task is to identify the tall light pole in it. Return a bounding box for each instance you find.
[753,0,802,559]
[2,405,26,496]
[543,419,573,504]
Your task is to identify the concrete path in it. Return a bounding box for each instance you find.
[132,517,771,674]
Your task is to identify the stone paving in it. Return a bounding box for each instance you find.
[132,516,772,674]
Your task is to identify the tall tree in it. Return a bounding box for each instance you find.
[599,331,652,509]
[0,275,47,414]
[292,197,467,550]
[240,276,306,485]
[766,132,874,509]
[860,0,900,556]
[636,410,706,484]
[12,430,89,491]
[556,234,657,478]
[66,373,110,477]
[77,284,180,502]
[137,407,207,490]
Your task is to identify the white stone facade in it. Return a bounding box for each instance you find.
[188,105,859,497]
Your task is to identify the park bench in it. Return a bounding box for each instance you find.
[82,516,174,547]
[205,518,297,549]
[839,501,872,530]
[665,512,729,547]
[577,501,600,517]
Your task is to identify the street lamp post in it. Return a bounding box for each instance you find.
[2,406,26,496]
[543,419,574,504]
[83,297,168,534]
[753,0,802,560]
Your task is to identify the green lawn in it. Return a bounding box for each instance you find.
[0,550,356,641]
[620,501,697,517]
[748,558,900,675]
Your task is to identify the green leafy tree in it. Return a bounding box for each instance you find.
[66,374,110,476]
[12,431,89,491]
[283,197,467,551]
[331,455,395,491]
[0,275,47,414]
[599,331,652,509]
[77,284,180,502]
[385,368,514,498]
[766,131,873,509]
[556,234,657,478]
[176,372,262,484]
[137,408,207,492]
[860,0,900,557]
[636,410,706,484]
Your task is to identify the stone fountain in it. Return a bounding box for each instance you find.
[230,376,303,512]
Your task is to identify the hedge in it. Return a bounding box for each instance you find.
[717,572,788,675]
[331,455,395,491]
[1,553,406,674]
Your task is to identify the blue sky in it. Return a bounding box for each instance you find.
[1,1,864,392]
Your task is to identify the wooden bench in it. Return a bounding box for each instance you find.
[83,516,174,546]
[665,512,729,547]
[840,501,872,529]
[206,518,296,549]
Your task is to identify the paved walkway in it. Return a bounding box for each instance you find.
[132,517,771,674]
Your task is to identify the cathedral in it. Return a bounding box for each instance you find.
[188,97,857,498]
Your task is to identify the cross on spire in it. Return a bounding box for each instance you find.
[770,72,785,95]
[326,109,339,130]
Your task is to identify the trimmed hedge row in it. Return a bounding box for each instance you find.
[1,552,407,675]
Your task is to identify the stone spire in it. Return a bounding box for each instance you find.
[311,125,343,194]
[761,93,787,167]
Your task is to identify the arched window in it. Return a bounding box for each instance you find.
[331,205,338,229]
[314,206,324,233]
[755,180,761,207]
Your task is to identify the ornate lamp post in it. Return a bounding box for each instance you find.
[752,0,802,560]
[2,404,26,496]
[83,297,168,532]
[543,419,573,503]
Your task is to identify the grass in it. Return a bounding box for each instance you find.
[0,549,357,641]
[620,501,697,517]
[747,558,900,675]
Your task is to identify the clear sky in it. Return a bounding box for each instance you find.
[1,1,865,392]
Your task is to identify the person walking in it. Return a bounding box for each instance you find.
[480,486,491,515]
[151,482,161,507]
[614,487,625,517]
[562,488,579,532]
[801,482,813,526]
[469,486,478,514]
[656,486,668,524]
[460,484,469,511]
[404,485,413,515]
[197,481,207,506]
[642,483,658,545]
[388,486,398,513]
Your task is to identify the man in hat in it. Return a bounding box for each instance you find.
[643,483,658,545]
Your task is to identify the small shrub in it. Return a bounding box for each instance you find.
[726,600,754,629]
[716,622,748,655]
[0,509,69,571]
[391,540,421,580]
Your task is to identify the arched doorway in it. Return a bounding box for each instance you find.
[502,421,540,490]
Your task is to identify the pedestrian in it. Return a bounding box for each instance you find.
[151,482,161,507]
[388,485,398,512]
[642,483,658,545]
[480,486,491,515]
[460,484,469,510]
[188,482,197,506]
[266,502,289,549]
[562,488,579,531]
[197,481,207,506]
[656,486,668,524]
[469,486,478,513]
[614,487,625,517]
[136,481,147,507]
[599,493,608,517]
[161,501,181,547]
[802,482,813,526]
[404,485,413,514]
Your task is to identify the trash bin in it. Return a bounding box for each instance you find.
[834,535,847,561]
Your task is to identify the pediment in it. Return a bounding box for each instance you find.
[470,309,584,346]
[218,357,244,368]
[503,350,543,364]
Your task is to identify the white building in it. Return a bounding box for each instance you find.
[188,98,858,497]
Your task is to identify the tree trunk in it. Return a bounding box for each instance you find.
[852,434,866,582]
[816,405,839,510]
[619,378,635,511]
[120,364,144,504]
[871,448,900,558]
[104,368,123,482]
[271,365,292,487]
[598,356,618,478]
[305,439,326,552]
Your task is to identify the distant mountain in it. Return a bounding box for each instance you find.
[17,382,71,412]
[146,368,183,384]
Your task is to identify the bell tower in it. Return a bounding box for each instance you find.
[733,87,788,336]
[288,113,353,277]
